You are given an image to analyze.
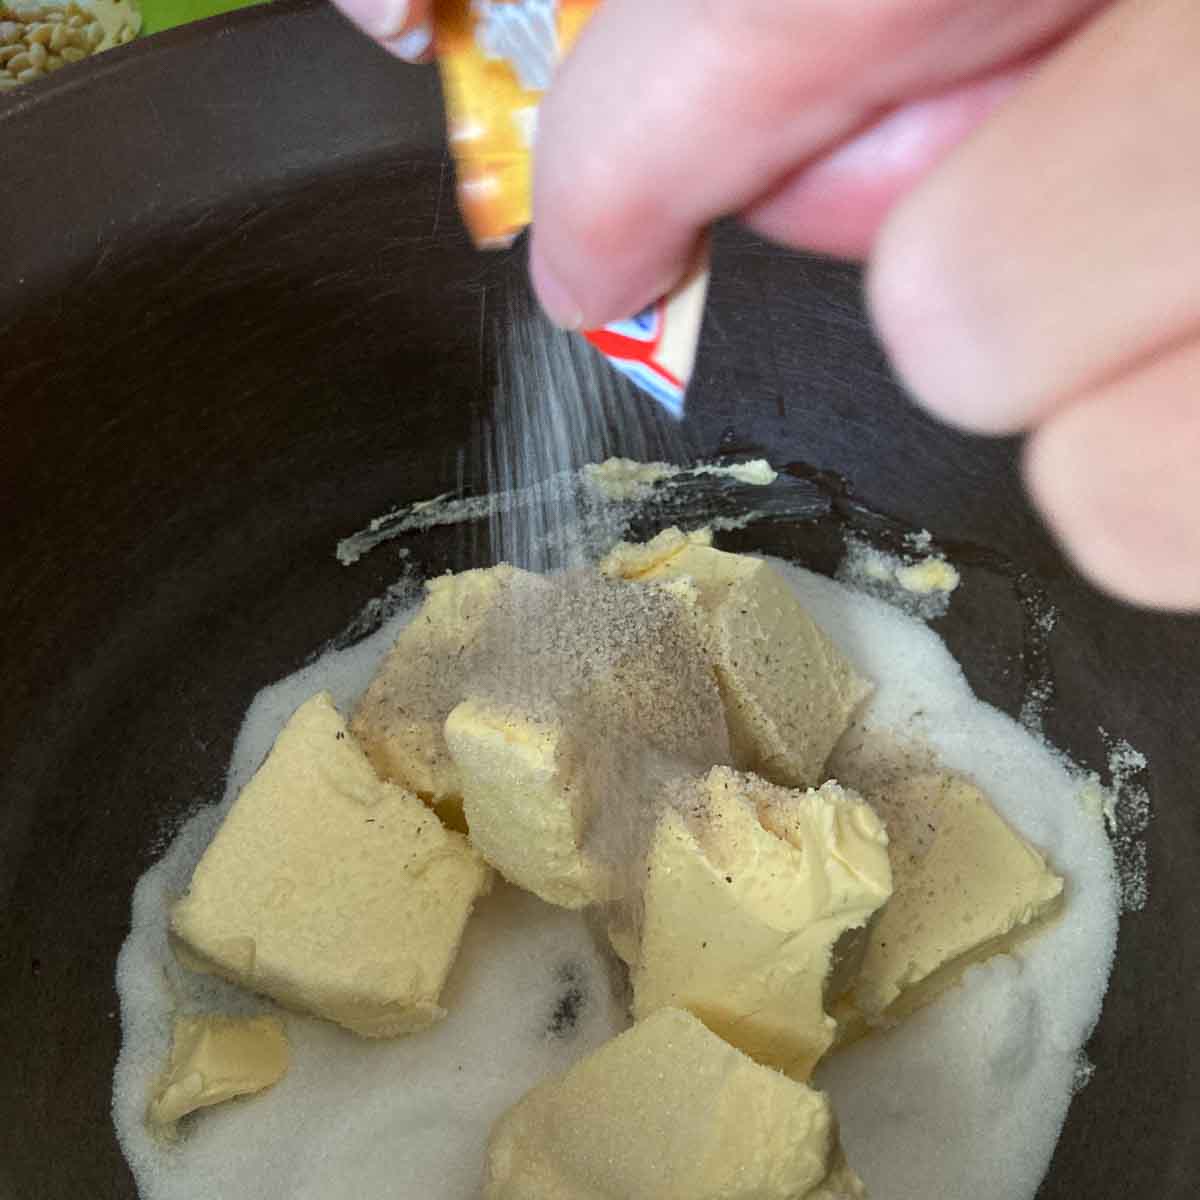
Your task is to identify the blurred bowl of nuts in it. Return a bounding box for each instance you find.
[0,0,140,89]
[0,0,272,90]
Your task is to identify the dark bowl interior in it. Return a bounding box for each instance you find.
[2,4,1198,1196]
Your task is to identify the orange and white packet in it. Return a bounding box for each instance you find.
[433,0,708,417]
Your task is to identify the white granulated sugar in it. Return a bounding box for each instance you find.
[1016,599,1060,738]
[115,554,1119,1200]
[1073,1050,1096,1094]
[1069,738,1150,913]
[1019,677,1053,738]
[1091,731,1151,913]
[819,955,1067,1200]
[775,561,1118,1200]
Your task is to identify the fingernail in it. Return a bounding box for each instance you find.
[530,252,584,331]
[383,20,432,61]
[335,0,411,43]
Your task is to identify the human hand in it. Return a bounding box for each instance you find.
[330,0,1200,609]
[869,0,1200,610]
[529,0,1200,610]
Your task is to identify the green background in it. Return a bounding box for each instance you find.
[139,0,267,36]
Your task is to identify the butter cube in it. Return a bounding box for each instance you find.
[485,1007,865,1200]
[839,771,1064,1029]
[147,1014,288,1136]
[445,572,731,910]
[631,767,892,1079]
[351,565,533,826]
[171,693,492,1038]
[604,534,870,789]
[444,698,607,909]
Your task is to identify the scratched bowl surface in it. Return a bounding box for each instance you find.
[1,5,1198,1198]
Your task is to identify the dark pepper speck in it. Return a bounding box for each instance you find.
[548,962,589,1038]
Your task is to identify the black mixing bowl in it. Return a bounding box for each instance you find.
[1,4,1197,1196]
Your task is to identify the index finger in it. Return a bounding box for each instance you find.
[530,0,857,328]
[529,0,1104,329]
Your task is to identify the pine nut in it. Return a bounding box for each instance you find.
[58,42,82,60]
[27,22,52,44]
[44,49,62,68]
[27,40,47,66]
[16,65,43,81]
[0,43,21,64]
[7,50,32,71]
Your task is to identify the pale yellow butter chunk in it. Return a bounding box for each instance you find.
[171,693,492,1038]
[582,458,676,501]
[598,525,713,580]
[605,533,871,789]
[485,1007,865,1200]
[444,698,607,909]
[351,565,534,826]
[147,1014,288,1137]
[630,767,892,1079]
[841,771,1065,1028]
[894,556,959,596]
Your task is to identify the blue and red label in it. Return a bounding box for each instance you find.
[584,302,686,420]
